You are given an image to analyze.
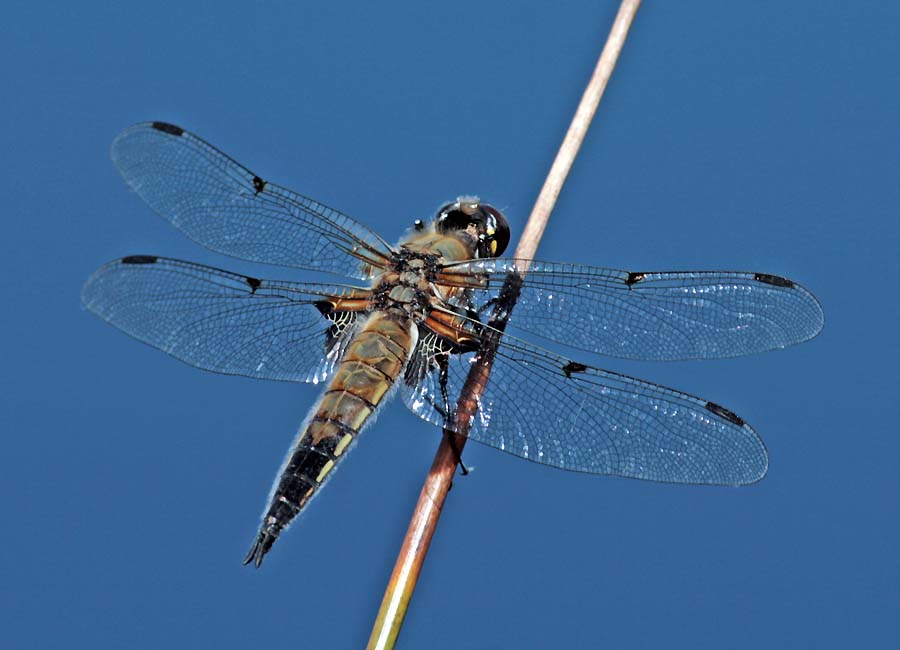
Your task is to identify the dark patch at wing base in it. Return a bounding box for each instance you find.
[82,255,365,384]
[312,300,335,318]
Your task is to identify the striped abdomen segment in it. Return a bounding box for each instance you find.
[244,314,415,567]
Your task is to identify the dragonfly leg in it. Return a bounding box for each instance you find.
[444,431,470,476]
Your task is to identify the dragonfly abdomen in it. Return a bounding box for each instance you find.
[244,313,417,567]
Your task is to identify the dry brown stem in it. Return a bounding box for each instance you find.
[368,2,642,648]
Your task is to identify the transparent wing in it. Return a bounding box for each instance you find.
[400,332,767,486]
[111,122,395,279]
[437,260,824,361]
[81,255,370,383]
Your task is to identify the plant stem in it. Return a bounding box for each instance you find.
[367,2,642,648]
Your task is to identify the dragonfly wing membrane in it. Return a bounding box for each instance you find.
[400,331,767,486]
[81,256,370,383]
[438,259,824,361]
[111,122,395,279]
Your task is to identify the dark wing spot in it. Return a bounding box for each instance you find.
[314,300,335,317]
[562,361,588,378]
[121,255,158,265]
[252,175,267,195]
[245,276,262,293]
[625,272,645,286]
[150,122,184,136]
[754,273,794,288]
[705,401,745,426]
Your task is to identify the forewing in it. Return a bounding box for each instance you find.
[400,333,767,486]
[81,256,369,383]
[111,122,395,279]
[437,260,824,361]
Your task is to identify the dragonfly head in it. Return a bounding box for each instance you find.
[434,197,510,258]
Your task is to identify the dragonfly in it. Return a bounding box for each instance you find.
[82,122,824,567]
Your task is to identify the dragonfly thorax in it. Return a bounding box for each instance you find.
[370,261,436,321]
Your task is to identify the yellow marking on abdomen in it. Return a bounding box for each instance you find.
[316,459,336,483]
[318,390,373,432]
[334,433,353,457]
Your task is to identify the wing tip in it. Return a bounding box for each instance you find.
[735,445,769,486]
[81,255,162,308]
[736,421,769,486]
[110,121,186,169]
[755,272,826,344]
[703,401,769,487]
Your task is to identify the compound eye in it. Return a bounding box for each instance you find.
[434,202,471,233]
[435,202,456,220]
[480,204,510,257]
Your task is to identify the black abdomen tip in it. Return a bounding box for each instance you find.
[243,525,279,568]
[150,121,184,136]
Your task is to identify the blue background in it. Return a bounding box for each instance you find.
[2,1,897,648]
